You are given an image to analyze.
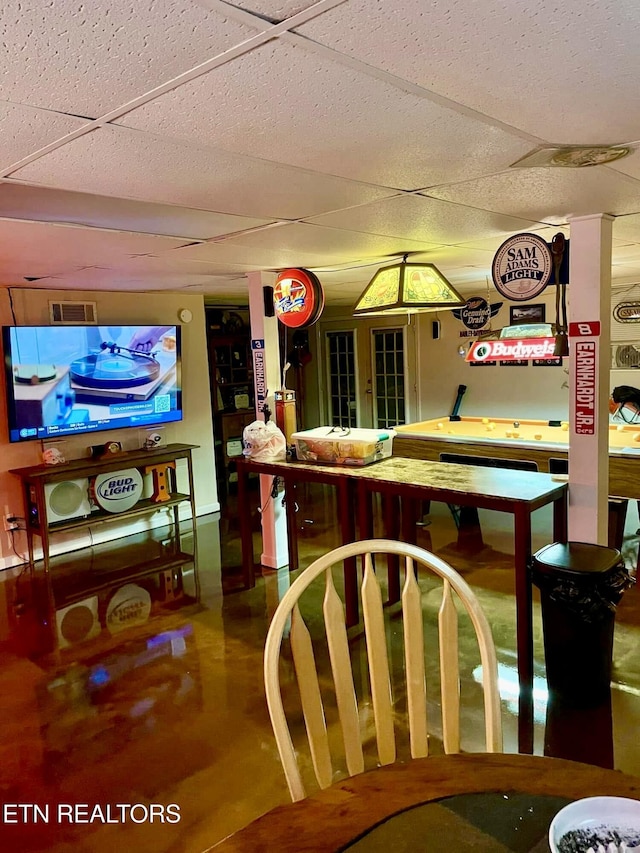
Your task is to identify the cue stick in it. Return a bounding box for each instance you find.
[449,384,467,421]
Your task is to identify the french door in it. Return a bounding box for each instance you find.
[371,328,406,428]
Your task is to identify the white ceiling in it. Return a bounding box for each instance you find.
[2,0,640,307]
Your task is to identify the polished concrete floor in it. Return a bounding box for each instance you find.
[1,484,640,852]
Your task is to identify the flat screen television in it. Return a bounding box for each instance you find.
[3,324,182,443]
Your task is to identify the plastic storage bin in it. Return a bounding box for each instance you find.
[532,541,634,706]
[292,427,395,466]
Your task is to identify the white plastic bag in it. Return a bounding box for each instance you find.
[242,420,287,462]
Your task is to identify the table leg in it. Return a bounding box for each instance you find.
[514,506,534,754]
[357,481,374,540]
[237,463,255,590]
[339,479,359,626]
[401,497,419,546]
[283,475,299,573]
[383,493,401,604]
[553,491,568,544]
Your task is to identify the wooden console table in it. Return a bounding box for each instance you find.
[10,443,198,574]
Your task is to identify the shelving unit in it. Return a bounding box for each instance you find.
[205,310,256,488]
[10,443,198,573]
[209,334,254,414]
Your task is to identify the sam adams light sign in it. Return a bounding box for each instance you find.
[492,233,553,301]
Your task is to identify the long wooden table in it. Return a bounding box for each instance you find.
[209,753,640,852]
[237,456,568,753]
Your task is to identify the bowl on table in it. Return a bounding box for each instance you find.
[549,797,640,852]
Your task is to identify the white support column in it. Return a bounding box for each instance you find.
[567,214,613,544]
[247,271,289,569]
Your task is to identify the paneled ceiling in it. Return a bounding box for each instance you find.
[2,0,640,306]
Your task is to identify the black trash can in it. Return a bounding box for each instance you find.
[532,541,634,706]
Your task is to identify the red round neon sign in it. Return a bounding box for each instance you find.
[273,268,324,328]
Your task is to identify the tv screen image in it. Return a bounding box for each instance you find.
[3,324,182,443]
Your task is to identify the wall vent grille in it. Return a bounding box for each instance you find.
[49,301,97,324]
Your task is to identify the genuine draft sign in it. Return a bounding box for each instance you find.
[491,233,553,301]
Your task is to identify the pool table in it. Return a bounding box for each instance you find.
[393,416,640,500]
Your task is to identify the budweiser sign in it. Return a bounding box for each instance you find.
[466,337,558,362]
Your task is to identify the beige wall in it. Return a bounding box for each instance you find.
[0,287,218,568]
[414,293,571,421]
[306,292,572,429]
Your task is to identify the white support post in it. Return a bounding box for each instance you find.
[567,214,613,545]
[247,271,289,569]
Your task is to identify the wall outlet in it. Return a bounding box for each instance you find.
[4,514,19,532]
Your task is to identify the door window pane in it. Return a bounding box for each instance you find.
[326,331,356,427]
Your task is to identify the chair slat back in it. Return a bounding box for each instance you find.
[361,553,396,767]
[290,604,333,789]
[439,579,461,753]
[323,571,364,779]
[264,539,503,802]
[402,555,429,759]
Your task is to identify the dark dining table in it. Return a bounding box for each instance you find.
[237,455,568,752]
[208,753,640,853]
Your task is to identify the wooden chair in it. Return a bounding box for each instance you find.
[264,538,503,801]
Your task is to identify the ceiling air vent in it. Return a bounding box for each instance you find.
[511,145,633,169]
[49,301,97,324]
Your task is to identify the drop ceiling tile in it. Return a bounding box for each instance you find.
[0,0,259,116]
[34,266,217,292]
[614,213,640,244]
[0,219,189,280]
[104,254,265,276]
[297,0,640,143]
[609,151,640,182]
[222,0,317,17]
[0,182,271,239]
[177,221,442,268]
[402,246,496,268]
[306,195,543,246]
[117,39,534,188]
[12,125,394,219]
[609,244,640,263]
[425,167,640,222]
[0,102,88,171]
[611,264,640,284]
[450,230,568,254]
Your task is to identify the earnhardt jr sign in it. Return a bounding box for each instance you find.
[466,337,558,362]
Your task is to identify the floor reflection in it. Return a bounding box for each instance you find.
[0,487,638,852]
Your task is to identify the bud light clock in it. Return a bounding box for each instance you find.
[93,468,144,513]
[492,233,553,301]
